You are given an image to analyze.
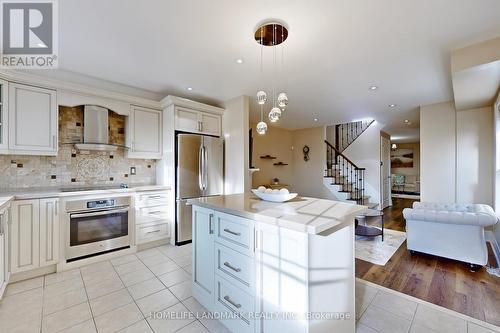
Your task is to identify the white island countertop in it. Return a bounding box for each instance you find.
[189,193,366,235]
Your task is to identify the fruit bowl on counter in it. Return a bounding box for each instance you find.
[251,186,298,203]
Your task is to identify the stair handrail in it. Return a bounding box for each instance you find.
[324,140,365,170]
[335,119,375,153]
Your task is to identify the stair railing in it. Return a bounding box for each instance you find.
[335,119,375,153]
[325,140,365,205]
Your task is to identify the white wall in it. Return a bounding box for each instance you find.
[250,124,294,188]
[291,126,337,200]
[494,96,500,249]
[420,102,457,203]
[343,122,382,207]
[420,101,495,205]
[222,96,250,194]
[456,107,494,205]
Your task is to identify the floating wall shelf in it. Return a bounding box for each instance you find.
[273,162,288,166]
[260,155,276,159]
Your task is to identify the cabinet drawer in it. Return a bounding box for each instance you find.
[136,191,169,208]
[136,205,169,225]
[214,212,254,257]
[215,275,254,333]
[136,222,169,244]
[215,243,254,294]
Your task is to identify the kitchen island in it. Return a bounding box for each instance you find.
[188,194,366,333]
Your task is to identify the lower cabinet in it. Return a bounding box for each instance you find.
[0,205,10,298]
[134,190,171,245]
[39,198,59,267]
[10,198,59,274]
[192,205,215,308]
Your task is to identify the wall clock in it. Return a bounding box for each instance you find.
[303,145,310,161]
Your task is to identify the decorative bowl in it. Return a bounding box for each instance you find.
[251,189,298,203]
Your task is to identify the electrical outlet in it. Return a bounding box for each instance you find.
[130,166,136,175]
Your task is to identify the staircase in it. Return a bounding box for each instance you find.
[335,119,374,153]
[323,120,378,208]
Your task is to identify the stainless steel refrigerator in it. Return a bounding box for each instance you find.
[175,133,224,245]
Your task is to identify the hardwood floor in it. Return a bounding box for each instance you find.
[355,198,500,327]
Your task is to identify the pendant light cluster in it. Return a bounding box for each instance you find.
[255,21,289,135]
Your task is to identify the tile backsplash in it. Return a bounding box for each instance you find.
[0,106,156,189]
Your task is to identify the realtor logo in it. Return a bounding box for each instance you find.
[1,0,58,68]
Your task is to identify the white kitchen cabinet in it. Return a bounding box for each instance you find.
[10,200,40,273]
[10,198,60,274]
[39,198,59,267]
[135,190,170,245]
[0,79,8,153]
[199,112,220,136]
[0,205,9,299]
[192,205,215,309]
[175,107,221,137]
[127,105,162,159]
[175,107,199,133]
[8,83,58,156]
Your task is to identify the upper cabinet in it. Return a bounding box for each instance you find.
[175,106,221,137]
[0,80,7,153]
[127,105,163,159]
[8,83,58,156]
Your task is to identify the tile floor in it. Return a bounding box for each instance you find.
[0,244,498,333]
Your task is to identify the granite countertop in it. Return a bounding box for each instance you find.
[0,184,171,200]
[188,194,367,235]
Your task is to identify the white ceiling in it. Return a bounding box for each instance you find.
[33,0,500,141]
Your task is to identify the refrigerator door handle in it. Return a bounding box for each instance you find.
[203,145,208,190]
[198,145,203,191]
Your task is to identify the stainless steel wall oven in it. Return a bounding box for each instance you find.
[65,196,131,260]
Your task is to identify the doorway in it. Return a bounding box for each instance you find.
[380,135,391,209]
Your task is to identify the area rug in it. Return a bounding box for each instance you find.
[355,229,406,266]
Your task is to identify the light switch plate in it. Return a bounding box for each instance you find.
[130,166,136,175]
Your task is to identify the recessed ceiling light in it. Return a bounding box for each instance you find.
[187,87,193,91]
[404,119,409,123]
[369,86,378,90]
[389,104,396,108]
[236,59,244,64]
[313,118,319,122]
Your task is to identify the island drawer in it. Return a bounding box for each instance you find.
[214,212,254,257]
[214,275,255,333]
[215,243,254,295]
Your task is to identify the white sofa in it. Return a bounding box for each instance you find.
[403,202,498,266]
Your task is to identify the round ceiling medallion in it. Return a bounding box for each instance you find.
[254,22,288,46]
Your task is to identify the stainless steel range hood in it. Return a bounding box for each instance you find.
[74,105,119,151]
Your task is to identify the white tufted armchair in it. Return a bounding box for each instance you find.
[402,202,498,267]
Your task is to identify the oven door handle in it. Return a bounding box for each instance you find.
[70,207,129,219]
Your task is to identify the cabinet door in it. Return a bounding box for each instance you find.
[40,198,59,267]
[192,205,215,309]
[0,208,7,297]
[175,107,200,133]
[10,200,40,273]
[128,106,162,159]
[200,112,221,136]
[9,83,57,155]
[0,79,8,152]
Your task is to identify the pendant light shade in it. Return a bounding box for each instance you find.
[269,107,281,122]
[277,92,288,108]
[256,121,268,135]
[256,90,267,105]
